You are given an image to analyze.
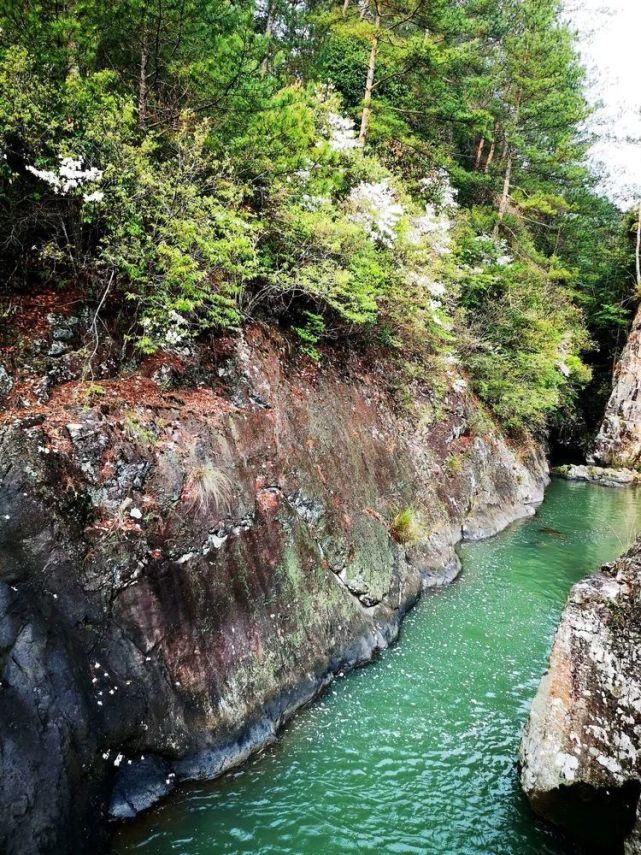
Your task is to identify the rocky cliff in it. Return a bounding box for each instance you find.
[592,304,641,469]
[0,292,548,854]
[520,542,641,853]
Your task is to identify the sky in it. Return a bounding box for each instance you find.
[565,0,641,208]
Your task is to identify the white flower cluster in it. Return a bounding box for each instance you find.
[411,204,453,255]
[141,310,189,348]
[408,168,459,255]
[472,235,513,267]
[300,193,331,211]
[409,272,446,298]
[419,168,458,211]
[349,180,404,246]
[407,273,449,326]
[163,310,188,346]
[26,155,103,202]
[327,112,359,152]
[556,333,572,378]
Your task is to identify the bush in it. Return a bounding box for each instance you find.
[390,507,423,544]
[455,214,590,433]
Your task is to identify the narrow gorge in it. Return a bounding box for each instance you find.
[2,0,641,852]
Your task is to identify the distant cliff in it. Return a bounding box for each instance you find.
[592,304,641,469]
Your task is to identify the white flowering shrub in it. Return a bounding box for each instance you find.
[141,311,190,351]
[419,168,458,211]
[461,234,513,269]
[327,112,359,152]
[348,180,405,247]
[27,155,103,200]
[409,204,454,256]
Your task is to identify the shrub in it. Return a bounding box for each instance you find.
[390,507,423,545]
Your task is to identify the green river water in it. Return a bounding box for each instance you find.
[113,479,641,855]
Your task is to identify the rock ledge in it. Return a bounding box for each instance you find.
[554,464,641,488]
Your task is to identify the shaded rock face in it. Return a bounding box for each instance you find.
[0,296,548,854]
[520,542,641,853]
[592,306,641,469]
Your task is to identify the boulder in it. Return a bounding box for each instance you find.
[520,541,641,851]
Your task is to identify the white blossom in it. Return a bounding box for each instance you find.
[419,168,458,211]
[300,193,331,211]
[165,327,186,346]
[408,272,447,298]
[327,112,359,152]
[471,234,512,267]
[411,204,453,255]
[26,155,103,196]
[83,190,104,203]
[348,180,404,246]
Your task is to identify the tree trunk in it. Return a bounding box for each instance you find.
[494,147,513,236]
[483,122,498,173]
[138,24,149,129]
[358,12,380,146]
[636,200,641,289]
[342,0,350,16]
[260,0,276,78]
[474,137,485,170]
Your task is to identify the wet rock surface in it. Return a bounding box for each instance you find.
[520,541,641,853]
[554,464,641,488]
[0,294,548,854]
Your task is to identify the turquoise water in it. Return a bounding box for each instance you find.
[113,480,641,855]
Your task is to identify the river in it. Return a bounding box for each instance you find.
[112,479,641,854]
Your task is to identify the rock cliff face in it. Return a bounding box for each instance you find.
[0,293,548,854]
[520,542,641,853]
[592,305,641,469]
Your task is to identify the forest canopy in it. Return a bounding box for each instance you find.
[0,0,638,437]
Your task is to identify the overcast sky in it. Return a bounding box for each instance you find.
[565,0,641,209]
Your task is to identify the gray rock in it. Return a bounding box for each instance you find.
[0,364,13,398]
[554,463,641,487]
[520,541,641,850]
[0,326,549,855]
[593,306,641,468]
[48,341,69,357]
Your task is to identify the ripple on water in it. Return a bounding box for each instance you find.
[112,481,641,855]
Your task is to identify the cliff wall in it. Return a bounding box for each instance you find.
[0,294,547,853]
[592,305,641,469]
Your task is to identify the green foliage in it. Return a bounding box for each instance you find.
[455,217,591,433]
[390,507,423,545]
[445,453,463,477]
[99,120,258,351]
[0,0,636,441]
